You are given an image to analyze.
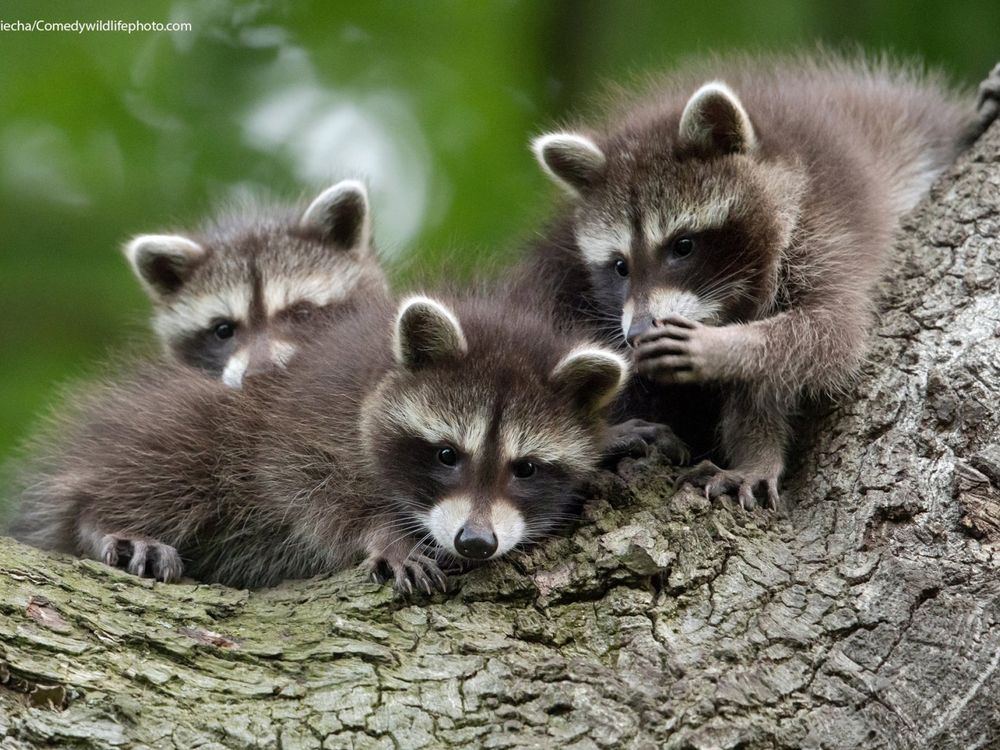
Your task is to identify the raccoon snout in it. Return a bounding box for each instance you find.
[454,525,498,560]
[242,339,297,383]
[243,355,274,382]
[626,317,655,346]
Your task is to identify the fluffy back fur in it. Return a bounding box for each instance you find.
[521,51,981,508]
[528,52,973,374]
[6,286,628,590]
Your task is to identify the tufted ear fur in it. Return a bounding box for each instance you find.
[532,132,607,197]
[678,82,756,155]
[393,296,468,370]
[550,345,629,413]
[123,234,207,300]
[300,179,372,252]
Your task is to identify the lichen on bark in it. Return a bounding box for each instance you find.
[2,123,1000,750]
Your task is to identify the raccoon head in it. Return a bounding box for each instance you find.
[534,82,806,344]
[124,179,386,387]
[362,295,628,563]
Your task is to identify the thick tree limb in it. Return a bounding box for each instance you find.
[2,123,1000,750]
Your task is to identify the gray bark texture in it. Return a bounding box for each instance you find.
[2,123,1000,750]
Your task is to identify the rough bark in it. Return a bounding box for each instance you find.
[2,124,1000,750]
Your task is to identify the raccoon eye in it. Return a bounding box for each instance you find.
[613,258,629,278]
[285,302,317,321]
[512,460,536,479]
[437,447,458,467]
[672,236,695,258]
[213,321,237,340]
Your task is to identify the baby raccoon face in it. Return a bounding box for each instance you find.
[362,297,628,563]
[534,82,805,344]
[125,181,387,387]
[573,160,791,343]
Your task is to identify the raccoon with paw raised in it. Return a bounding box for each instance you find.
[529,53,999,510]
[7,291,628,592]
[124,179,387,387]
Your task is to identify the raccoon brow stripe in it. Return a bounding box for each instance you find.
[643,195,736,247]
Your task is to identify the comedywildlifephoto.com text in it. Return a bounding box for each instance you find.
[0,18,192,34]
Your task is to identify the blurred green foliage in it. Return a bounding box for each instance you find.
[1,0,997,459]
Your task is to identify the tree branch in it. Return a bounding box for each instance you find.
[2,122,999,749]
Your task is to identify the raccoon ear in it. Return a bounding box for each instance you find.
[393,296,469,369]
[532,133,606,197]
[551,346,629,413]
[124,234,207,299]
[679,81,756,155]
[301,179,372,251]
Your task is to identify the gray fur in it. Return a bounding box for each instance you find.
[6,289,626,591]
[124,180,388,386]
[526,51,985,509]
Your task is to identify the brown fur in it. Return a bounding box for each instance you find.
[522,51,988,509]
[6,287,627,591]
[125,181,388,386]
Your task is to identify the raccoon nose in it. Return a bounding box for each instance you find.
[626,318,654,346]
[243,339,288,382]
[243,355,277,381]
[454,526,498,560]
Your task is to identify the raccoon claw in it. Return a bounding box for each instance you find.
[634,314,726,384]
[394,555,448,596]
[98,534,182,582]
[677,460,785,513]
[405,560,437,596]
[366,551,448,596]
[601,418,689,465]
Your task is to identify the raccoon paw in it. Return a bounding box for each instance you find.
[98,534,183,583]
[976,62,1000,132]
[367,550,449,596]
[634,314,728,384]
[677,460,787,514]
[601,418,689,465]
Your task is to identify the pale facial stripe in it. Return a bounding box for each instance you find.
[261,269,366,315]
[386,402,595,476]
[643,193,735,248]
[621,299,635,340]
[576,193,734,270]
[154,286,252,341]
[426,496,470,555]
[491,501,527,557]
[576,221,631,266]
[499,421,594,475]
[221,348,249,388]
[220,339,297,389]
[646,288,721,324]
[383,393,489,455]
[156,267,372,344]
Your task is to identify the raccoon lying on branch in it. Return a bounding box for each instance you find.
[7,289,628,593]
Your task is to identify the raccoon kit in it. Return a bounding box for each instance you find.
[529,53,997,510]
[7,291,628,591]
[124,180,387,387]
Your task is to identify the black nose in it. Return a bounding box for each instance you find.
[454,526,498,560]
[626,317,654,346]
